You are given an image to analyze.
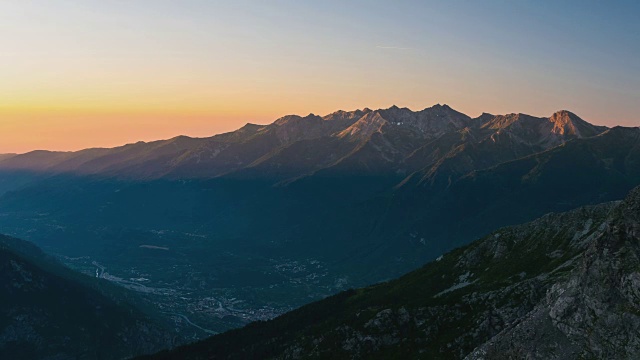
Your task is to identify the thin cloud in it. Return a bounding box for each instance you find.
[376,46,415,50]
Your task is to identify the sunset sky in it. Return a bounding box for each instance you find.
[1,0,639,153]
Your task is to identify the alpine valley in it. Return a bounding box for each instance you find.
[142,182,640,359]
[1,105,640,358]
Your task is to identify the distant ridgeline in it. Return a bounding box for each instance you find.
[0,105,638,338]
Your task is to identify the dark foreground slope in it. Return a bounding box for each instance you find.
[143,187,640,359]
[0,235,176,360]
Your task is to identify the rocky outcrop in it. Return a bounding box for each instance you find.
[466,188,640,359]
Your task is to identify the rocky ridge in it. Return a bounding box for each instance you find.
[0,105,607,183]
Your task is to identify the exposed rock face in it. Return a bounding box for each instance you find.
[467,187,640,359]
[141,187,640,360]
[337,111,390,139]
[548,110,605,137]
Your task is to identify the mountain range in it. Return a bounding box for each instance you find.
[0,104,639,350]
[0,105,607,183]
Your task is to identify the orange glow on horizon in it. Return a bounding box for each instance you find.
[0,112,273,154]
[0,97,632,154]
[1,1,639,154]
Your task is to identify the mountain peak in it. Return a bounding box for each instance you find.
[337,111,388,139]
[478,110,606,139]
[274,113,323,126]
[431,103,451,110]
[241,122,262,129]
[475,112,494,121]
[480,113,529,130]
[273,114,301,125]
[548,110,604,137]
[551,109,576,117]
[549,109,580,124]
[381,105,412,114]
[323,108,372,122]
